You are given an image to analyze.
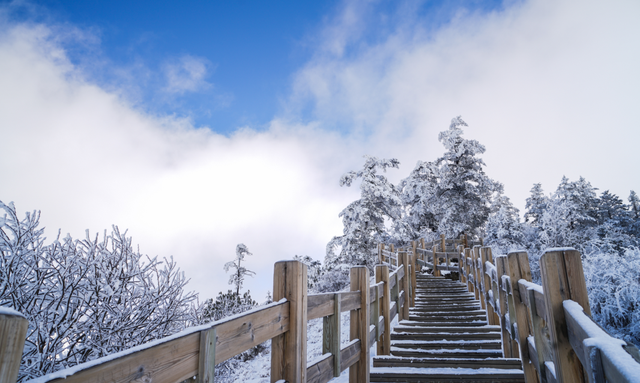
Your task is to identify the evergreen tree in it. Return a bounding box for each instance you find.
[326,156,402,271]
[398,160,439,240]
[224,244,255,296]
[484,195,524,255]
[524,183,549,225]
[430,116,502,238]
[200,290,257,322]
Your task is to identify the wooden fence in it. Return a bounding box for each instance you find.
[1,252,418,383]
[414,235,640,383]
[4,236,640,383]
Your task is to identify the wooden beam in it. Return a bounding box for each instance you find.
[349,267,370,383]
[323,293,341,377]
[271,260,308,383]
[376,264,391,356]
[507,251,537,383]
[540,249,590,383]
[198,327,216,383]
[0,311,28,383]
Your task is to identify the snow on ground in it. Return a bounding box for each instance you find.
[220,311,399,382]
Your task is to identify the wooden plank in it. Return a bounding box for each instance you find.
[340,291,361,312]
[410,242,417,307]
[540,249,590,383]
[308,293,334,320]
[198,327,216,383]
[271,260,307,383]
[48,332,201,383]
[527,287,552,383]
[564,300,640,383]
[339,340,361,373]
[507,251,536,382]
[349,266,370,383]
[323,293,341,377]
[0,312,29,383]
[306,354,334,383]
[495,255,515,359]
[401,252,410,320]
[214,302,291,363]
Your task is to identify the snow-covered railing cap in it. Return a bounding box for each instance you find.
[0,306,26,318]
[563,300,640,383]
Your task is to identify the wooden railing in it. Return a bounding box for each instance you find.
[2,252,418,383]
[417,239,640,383]
[5,236,640,383]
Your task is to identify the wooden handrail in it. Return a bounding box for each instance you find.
[7,250,415,383]
[456,244,640,383]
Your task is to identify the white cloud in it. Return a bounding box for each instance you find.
[1,0,639,301]
[163,55,211,94]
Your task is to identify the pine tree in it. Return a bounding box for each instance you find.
[430,116,502,238]
[326,156,402,271]
[524,183,549,225]
[485,195,524,255]
[224,244,255,296]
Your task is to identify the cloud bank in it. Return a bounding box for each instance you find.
[1,0,639,300]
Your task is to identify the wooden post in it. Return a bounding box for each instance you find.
[378,244,385,265]
[0,310,28,383]
[350,267,370,383]
[458,245,465,283]
[440,233,446,252]
[473,246,483,304]
[495,255,515,358]
[400,252,411,320]
[323,293,341,377]
[390,244,395,268]
[376,265,391,356]
[271,260,308,383]
[540,249,590,383]
[198,327,216,383]
[465,248,472,294]
[432,245,439,277]
[410,241,417,307]
[480,247,497,325]
[507,251,537,383]
[527,287,552,383]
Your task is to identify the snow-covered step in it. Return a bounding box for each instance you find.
[370,367,525,382]
[390,339,503,350]
[373,355,523,369]
[391,331,501,341]
[390,347,503,359]
[392,325,500,334]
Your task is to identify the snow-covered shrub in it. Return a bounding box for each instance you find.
[582,247,640,347]
[0,201,197,382]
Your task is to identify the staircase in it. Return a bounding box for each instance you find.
[370,275,524,382]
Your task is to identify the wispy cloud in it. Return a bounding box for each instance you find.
[162,55,212,95]
[1,0,639,300]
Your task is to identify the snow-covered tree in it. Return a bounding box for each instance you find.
[398,160,439,240]
[430,116,502,238]
[200,290,257,322]
[0,201,197,382]
[293,255,323,292]
[484,195,524,255]
[524,183,549,225]
[326,156,402,271]
[224,243,255,296]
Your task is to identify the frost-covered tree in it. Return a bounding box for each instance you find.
[398,160,439,240]
[224,244,255,296]
[583,247,640,347]
[430,116,502,238]
[293,255,323,292]
[200,290,257,322]
[484,195,524,255]
[326,156,402,271]
[524,183,549,225]
[628,191,640,237]
[554,176,599,235]
[0,201,197,382]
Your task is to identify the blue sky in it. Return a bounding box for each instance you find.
[2,0,507,133]
[1,0,639,300]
